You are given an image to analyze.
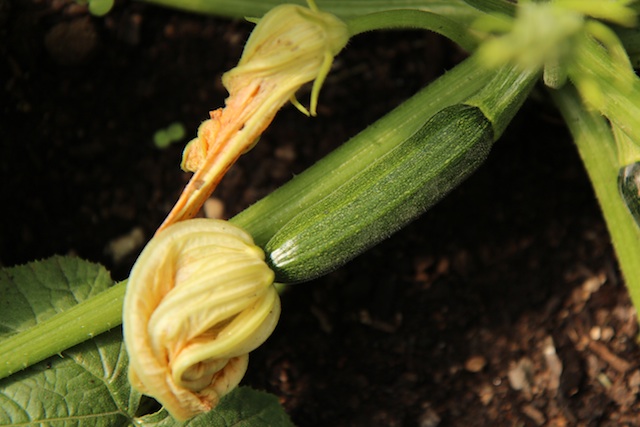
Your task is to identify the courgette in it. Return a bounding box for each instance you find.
[265,104,494,283]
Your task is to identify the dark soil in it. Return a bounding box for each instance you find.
[2,1,640,426]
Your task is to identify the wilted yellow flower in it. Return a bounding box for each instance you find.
[158,2,349,232]
[123,219,280,420]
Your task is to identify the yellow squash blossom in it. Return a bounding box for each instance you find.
[123,219,280,420]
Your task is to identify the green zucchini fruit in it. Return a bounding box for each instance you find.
[265,103,494,283]
[618,162,640,227]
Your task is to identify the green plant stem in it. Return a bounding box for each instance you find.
[345,10,481,51]
[551,87,640,324]
[0,281,126,380]
[465,65,540,138]
[461,0,515,17]
[618,27,640,68]
[572,34,640,147]
[137,0,481,23]
[232,54,496,246]
[0,53,499,381]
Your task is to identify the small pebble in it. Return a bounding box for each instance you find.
[204,198,225,219]
[465,355,487,373]
[542,336,562,393]
[274,145,296,161]
[418,404,441,427]
[477,383,494,405]
[600,326,615,342]
[106,227,145,264]
[508,358,534,395]
[521,404,546,426]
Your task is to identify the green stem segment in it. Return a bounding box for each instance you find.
[465,64,540,138]
[461,0,515,17]
[137,0,481,22]
[345,10,481,51]
[571,35,640,149]
[0,281,125,379]
[618,27,640,68]
[0,56,537,380]
[0,54,485,381]
[233,54,496,246]
[551,87,640,324]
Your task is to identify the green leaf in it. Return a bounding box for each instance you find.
[0,256,124,379]
[135,387,294,427]
[0,329,141,426]
[0,256,141,425]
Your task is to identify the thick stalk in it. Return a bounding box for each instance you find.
[0,281,125,379]
[618,27,640,68]
[551,87,640,323]
[345,10,481,51]
[571,35,640,147]
[0,54,497,381]
[137,0,480,23]
[232,54,496,245]
[462,0,516,16]
[465,65,540,138]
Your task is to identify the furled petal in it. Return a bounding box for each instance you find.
[123,219,279,420]
[158,3,348,231]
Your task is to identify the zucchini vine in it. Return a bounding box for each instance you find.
[3,0,640,423]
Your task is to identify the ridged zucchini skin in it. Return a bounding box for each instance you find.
[618,162,640,227]
[266,104,494,283]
